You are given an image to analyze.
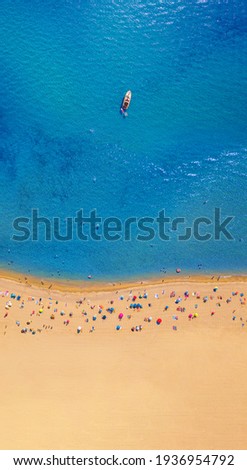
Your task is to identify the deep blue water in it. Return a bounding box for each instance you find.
[0,0,247,280]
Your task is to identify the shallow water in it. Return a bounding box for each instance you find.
[0,0,246,280]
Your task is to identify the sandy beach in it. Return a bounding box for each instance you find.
[0,273,247,450]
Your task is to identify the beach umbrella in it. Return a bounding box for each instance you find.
[193,313,198,318]
[213,286,218,292]
[116,325,121,330]
[107,307,114,313]
[176,268,181,273]
[92,316,97,321]
[118,313,124,320]
[77,326,82,333]
[156,318,162,325]
[102,315,107,320]
[188,314,193,319]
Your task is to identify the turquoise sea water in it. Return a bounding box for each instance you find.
[0,0,246,280]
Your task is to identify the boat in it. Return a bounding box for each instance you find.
[121,90,132,111]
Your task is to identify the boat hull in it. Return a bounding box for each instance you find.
[122,90,132,110]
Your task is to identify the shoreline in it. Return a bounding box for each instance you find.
[1,267,247,294]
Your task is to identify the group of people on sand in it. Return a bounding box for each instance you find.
[1,283,246,336]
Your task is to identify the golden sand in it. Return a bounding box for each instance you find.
[0,274,247,449]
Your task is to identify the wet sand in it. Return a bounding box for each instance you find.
[0,275,247,449]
